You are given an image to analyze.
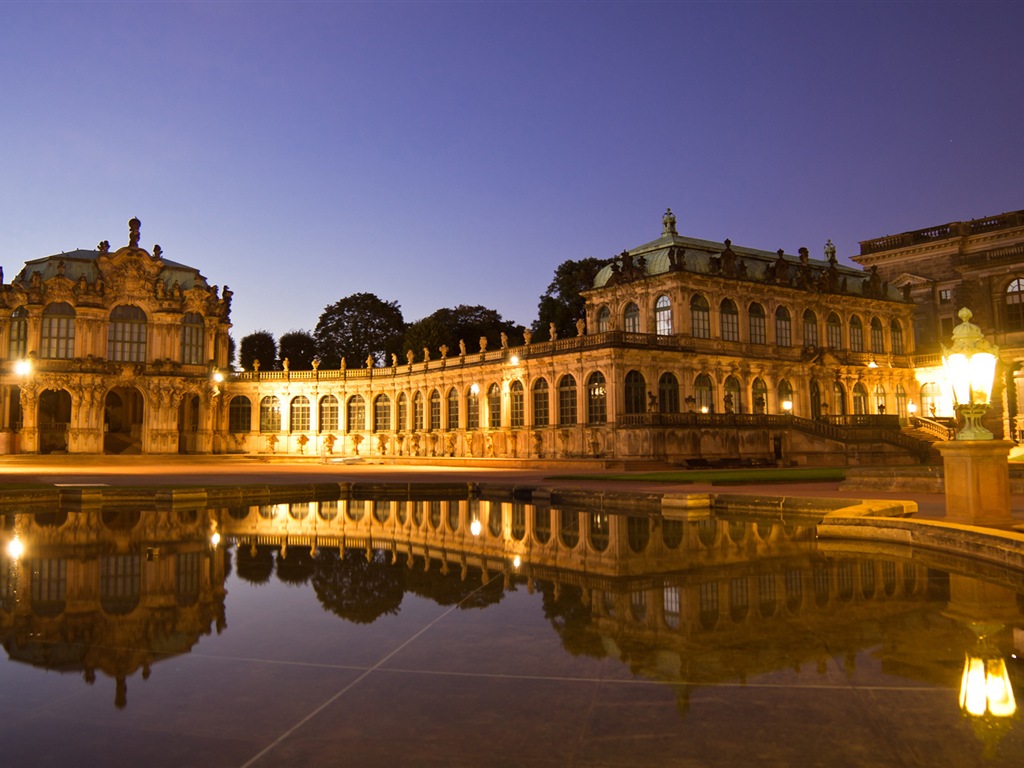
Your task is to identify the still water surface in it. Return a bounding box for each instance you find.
[1,495,1023,766]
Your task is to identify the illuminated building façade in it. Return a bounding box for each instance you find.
[0,218,232,454]
[0,211,939,464]
[221,210,922,465]
[855,208,1024,440]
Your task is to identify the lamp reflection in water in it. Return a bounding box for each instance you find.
[6,535,24,560]
[960,647,1016,718]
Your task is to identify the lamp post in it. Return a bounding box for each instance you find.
[943,308,998,440]
[936,308,1014,527]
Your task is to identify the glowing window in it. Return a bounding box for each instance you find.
[623,303,640,333]
[690,295,710,339]
[347,395,366,433]
[720,299,738,341]
[655,295,672,335]
[41,302,75,359]
[290,396,310,432]
[319,395,339,432]
[259,396,281,432]
[510,380,524,428]
[181,312,204,365]
[587,372,607,424]
[532,378,549,426]
[558,375,577,425]
[9,307,27,359]
[375,394,392,432]
[108,304,147,362]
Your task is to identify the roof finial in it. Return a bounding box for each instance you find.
[662,208,677,237]
[129,217,141,248]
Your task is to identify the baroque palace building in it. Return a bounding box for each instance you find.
[0,218,233,455]
[854,208,1024,440]
[1,212,929,463]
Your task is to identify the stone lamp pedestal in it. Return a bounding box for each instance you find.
[937,440,1014,527]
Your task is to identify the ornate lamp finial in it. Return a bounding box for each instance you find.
[128,217,141,248]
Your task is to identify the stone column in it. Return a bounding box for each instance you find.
[936,440,1014,527]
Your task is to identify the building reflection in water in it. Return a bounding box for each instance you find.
[0,507,227,708]
[2,493,1022,750]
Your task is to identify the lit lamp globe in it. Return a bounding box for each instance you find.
[942,308,998,440]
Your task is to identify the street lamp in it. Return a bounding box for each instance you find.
[936,308,1013,526]
[942,308,998,440]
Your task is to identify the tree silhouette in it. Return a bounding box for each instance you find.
[532,257,605,341]
[278,330,317,370]
[311,548,404,624]
[239,330,277,371]
[314,293,405,369]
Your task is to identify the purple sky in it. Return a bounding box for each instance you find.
[2,2,1021,342]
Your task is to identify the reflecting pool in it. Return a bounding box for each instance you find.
[2,494,1023,767]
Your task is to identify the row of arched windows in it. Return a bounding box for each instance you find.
[229,369,907,434]
[596,297,905,354]
[7,304,205,363]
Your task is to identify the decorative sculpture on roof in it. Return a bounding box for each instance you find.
[824,239,837,264]
[98,240,110,254]
[712,239,739,278]
[153,244,162,259]
[129,217,141,248]
[662,208,678,237]
[766,249,789,284]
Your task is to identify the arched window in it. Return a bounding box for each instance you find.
[596,306,611,333]
[375,394,392,432]
[320,395,339,432]
[397,393,408,431]
[623,303,640,333]
[447,388,460,430]
[466,386,479,430]
[290,396,310,432]
[429,389,441,431]
[826,312,842,348]
[873,385,886,414]
[690,295,710,339]
[890,319,904,355]
[413,392,424,431]
[510,380,524,427]
[832,382,847,415]
[587,372,607,424]
[659,373,679,413]
[849,316,864,352]
[749,303,766,345]
[778,379,794,413]
[775,306,791,347]
[108,304,147,362]
[558,375,577,425]
[487,383,501,427]
[259,396,281,432]
[724,375,741,412]
[853,383,868,415]
[41,302,75,359]
[752,377,768,413]
[181,312,204,365]
[624,370,646,415]
[532,378,549,426]
[655,295,672,335]
[720,299,739,341]
[803,309,818,347]
[694,374,714,412]
[870,317,885,354]
[229,396,251,433]
[9,307,27,359]
[1008,279,1024,331]
[347,395,366,433]
[895,384,908,418]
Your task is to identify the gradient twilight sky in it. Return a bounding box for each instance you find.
[2,1,1021,343]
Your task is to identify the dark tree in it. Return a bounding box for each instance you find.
[314,293,406,369]
[312,548,404,624]
[239,330,277,371]
[404,304,523,357]
[278,330,318,370]
[227,333,236,370]
[531,257,605,342]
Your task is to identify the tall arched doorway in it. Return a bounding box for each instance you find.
[38,389,71,454]
[105,387,144,454]
[178,394,200,454]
